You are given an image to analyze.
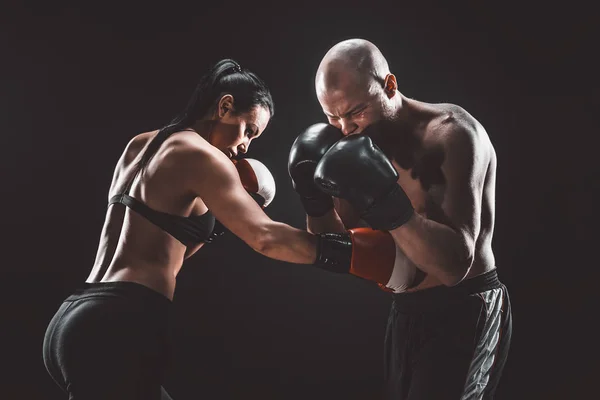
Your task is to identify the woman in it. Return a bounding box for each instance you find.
[42,59,324,400]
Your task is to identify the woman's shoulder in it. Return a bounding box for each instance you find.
[122,129,204,163]
[122,130,159,163]
[165,130,224,161]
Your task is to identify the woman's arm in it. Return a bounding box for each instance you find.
[189,148,318,264]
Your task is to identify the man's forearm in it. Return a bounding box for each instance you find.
[390,213,474,286]
[306,209,346,234]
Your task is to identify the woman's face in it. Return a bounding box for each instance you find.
[209,95,271,158]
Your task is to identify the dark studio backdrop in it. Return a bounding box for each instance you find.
[1,1,596,399]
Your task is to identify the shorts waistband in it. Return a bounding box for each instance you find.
[391,269,502,313]
[66,281,172,310]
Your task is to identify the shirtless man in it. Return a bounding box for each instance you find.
[288,39,512,399]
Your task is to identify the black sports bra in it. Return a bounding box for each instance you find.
[108,193,216,247]
[108,139,217,247]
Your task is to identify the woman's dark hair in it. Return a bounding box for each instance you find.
[136,58,274,172]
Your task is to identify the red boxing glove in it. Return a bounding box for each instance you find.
[348,228,419,293]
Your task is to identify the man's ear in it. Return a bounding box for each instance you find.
[383,74,397,99]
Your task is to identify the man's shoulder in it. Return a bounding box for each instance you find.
[425,105,496,174]
[425,103,489,149]
[428,103,475,130]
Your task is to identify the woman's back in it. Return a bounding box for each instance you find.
[87,129,213,299]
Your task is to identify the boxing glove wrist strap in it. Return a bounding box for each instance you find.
[314,233,352,273]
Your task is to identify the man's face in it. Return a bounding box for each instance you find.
[317,79,389,136]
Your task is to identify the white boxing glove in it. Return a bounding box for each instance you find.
[233,158,276,208]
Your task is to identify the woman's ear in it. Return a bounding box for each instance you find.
[217,94,235,118]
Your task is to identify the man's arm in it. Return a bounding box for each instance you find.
[307,210,346,234]
[288,123,346,234]
[390,125,487,286]
[307,197,367,234]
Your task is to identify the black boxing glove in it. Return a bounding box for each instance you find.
[288,123,343,217]
[314,133,414,230]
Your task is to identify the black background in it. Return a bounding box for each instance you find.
[1,1,596,399]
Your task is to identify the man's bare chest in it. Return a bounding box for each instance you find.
[333,158,447,228]
[393,160,446,219]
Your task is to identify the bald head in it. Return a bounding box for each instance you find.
[314,39,399,135]
[316,38,390,97]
